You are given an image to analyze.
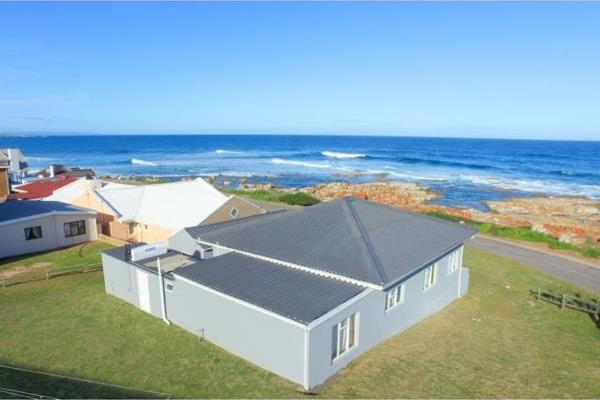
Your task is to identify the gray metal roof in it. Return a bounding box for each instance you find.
[173,252,365,324]
[0,200,95,223]
[185,197,477,287]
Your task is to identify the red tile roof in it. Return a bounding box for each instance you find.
[13,176,79,200]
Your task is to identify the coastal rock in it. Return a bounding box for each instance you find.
[303,181,437,207]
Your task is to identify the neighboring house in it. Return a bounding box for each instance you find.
[70,178,266,243]
[0,200,97,259]
[36,164,96,179]
[0,148,28,184]
[102,197,477,390]
[12,175,81,200]
[0,153,9,203]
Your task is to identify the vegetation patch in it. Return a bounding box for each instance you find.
[224,188,320,206]
[425,210,600,259]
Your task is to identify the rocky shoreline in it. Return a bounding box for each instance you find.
[301,181,600,247]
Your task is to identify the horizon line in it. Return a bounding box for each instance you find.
[1,132,599,143]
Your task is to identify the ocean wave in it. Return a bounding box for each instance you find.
[215,149,245,155]
[321,151,366,159]
[271,158,333,169]
[459,174,600,198]
[131,158,158,167]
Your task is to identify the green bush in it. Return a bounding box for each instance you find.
[277,192,320,206]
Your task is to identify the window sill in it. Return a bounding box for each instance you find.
[331,346,357,365]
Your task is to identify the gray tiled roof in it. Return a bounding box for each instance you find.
[185,197,477,287]
[0,200,95,223]
[173,252,365,324]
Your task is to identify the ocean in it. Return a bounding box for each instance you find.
[2,135,599,210]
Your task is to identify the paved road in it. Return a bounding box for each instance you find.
[467,236,600,294]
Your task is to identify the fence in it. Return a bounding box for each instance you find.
[534,287,600,327]
[0,263,102,288]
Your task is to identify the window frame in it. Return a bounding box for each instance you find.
[24,225,43,241]
[331,313,359,362]
[447,248,462,275]
[165,281,174,293]
[385,284,405,312]
[64,220,86,238]
[229,207,239,218]
[424,263,438,290]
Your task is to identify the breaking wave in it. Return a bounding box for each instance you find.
[131,158,158,167]
[321,151,366,159]
[215,149,245,155]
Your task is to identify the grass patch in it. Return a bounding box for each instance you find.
[0,242,114,275]
[1,246,599,397]
[224,188,320,206]
[425,210,600,259]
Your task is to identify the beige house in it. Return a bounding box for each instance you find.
[46,178,266,242]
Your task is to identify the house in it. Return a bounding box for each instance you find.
[0,148,28,184]
[62,178,266,243]
[36,164,95,179]
[0,200,98,259]
[12,175,81,200]
[0,153,9,203]
[101,197,477,389]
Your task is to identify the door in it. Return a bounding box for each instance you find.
[136,269,151,313]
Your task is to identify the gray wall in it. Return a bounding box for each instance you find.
[165,275,306,385]
[101,253,163,318]
[306,246,468,388]
[0,213,97,259]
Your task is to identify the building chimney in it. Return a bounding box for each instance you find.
[49,165,55,178]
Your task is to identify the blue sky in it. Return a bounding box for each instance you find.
[0,2,599,140]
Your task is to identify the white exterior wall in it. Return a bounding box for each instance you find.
[0,213,97,259]
[306,246,467,388]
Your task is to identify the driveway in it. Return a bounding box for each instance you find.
[467,236,600,294]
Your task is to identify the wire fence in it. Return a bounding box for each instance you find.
[0,364,172,399]
[0,263,102,288]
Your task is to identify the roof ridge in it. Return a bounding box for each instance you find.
[344,197,389,284]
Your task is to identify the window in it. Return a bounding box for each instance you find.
[448,248,462,274]
[229,207,239,218]
[385,284,405,311]
[331,313,358,361]
[64,220,86,238]
[424,263,438,290]
[24,226,42,241]
[165,282,174,292]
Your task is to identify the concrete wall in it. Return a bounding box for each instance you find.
[306,246,468,388]
[101,253,163,318]
[0,213,97,259]
[166,275,306,385]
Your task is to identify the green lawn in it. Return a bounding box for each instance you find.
[222,188,320,206]
[1,247,599,398]
[0,241,114,272]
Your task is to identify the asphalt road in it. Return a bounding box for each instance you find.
[467,236,600,294]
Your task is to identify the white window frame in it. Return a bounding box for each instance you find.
[424,263,438,290]
[385,284,405,312]
[165,281,174,293]
[447,248,462,275]
[331,313,359,362]
[229,207,239,218]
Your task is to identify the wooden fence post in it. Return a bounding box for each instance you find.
[561,293,566,309]
[45,266,49,280]
[537,288,541,301]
